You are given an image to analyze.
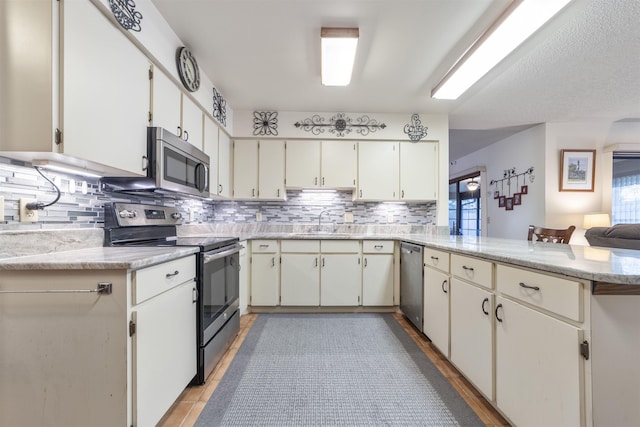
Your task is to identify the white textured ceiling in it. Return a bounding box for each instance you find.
[151,0,640,159]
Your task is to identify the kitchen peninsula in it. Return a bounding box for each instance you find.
[1,227,639,427]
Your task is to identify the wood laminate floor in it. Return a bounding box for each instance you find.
[159,313,510,427]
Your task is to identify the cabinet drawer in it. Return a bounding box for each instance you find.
[497,264,582,322]
[252,240,279,253]
[424,248,450,273]
[362,240,394,254]
[133,256,196,304]
[451,254,493,289]
[321,240,360,253]
[281,240,320,252]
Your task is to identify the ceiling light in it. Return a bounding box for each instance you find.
[321,27,359,86]
[432,0,572,100]
[466,179,480,192]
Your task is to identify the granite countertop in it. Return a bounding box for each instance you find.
[0,246,199,270]
[181,228,640,285]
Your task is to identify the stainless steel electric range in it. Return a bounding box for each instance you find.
[104,202,241,385]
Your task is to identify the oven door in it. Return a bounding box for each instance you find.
[201,244,241,344]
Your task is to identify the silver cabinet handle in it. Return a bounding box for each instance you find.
[0,282,112,295]
[364,258,367,267]
[183,130,189,141]
[252,188,255,197]
[374,245,384,249]
[218,184,223,194]
[177,126,182,137]
[441,280,448,294]
[314,177,318,185]
[314,257,318,267]
[462,265,474,271]
[322,258,325,267]
[277,188,280,198]
[322,177,325,186]
[519,282,540,291]
[259,244,269,248]
[271,257,275,267]
[166,270,179,278]
[430,256,439,261]
[192,287,198,303]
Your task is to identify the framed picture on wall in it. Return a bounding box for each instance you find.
[498,196,506,207]
[494,191,500,199]
[560,149,596,192]
[505,197,514,210]
[513,193,522,205]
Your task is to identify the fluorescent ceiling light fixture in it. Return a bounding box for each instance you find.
[432,0,572,100]
[321,27,359,86]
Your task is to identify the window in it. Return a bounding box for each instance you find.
[612,153,640,224]
[449,174,481,236]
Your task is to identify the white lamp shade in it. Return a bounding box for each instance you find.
[583,213,611,229]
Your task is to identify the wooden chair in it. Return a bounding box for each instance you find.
[527,225,576,244]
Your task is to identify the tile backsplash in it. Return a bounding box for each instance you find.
[0,157,436,229]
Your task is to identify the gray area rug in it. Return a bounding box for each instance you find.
[196,313,484,426]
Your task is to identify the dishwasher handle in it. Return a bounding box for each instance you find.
[400,242,423,254]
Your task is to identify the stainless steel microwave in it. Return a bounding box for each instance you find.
[147,127,210,197]
[99,127,210,198]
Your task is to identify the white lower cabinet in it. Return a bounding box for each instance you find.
[250,253,280,306]
[362,254,394,306]
[495,295,583,427]
[449,277,493,399]
[423,266,450,357]
[321,253,362,305]
[133,280,196,427]
[280,240,320,306]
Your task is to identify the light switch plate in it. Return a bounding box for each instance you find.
[387,213,394,223]
[344,213,354,223]
[19,198,38,222]
[0,195,4,221]
[256,212,263,222]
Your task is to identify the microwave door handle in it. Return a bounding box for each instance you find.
[194,163,208,192]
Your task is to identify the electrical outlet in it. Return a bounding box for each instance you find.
[387,213,394,223]
[256,212,263,222]
[19,198,39,222]
[344,213,354,223]
[0,196,4,221]
[188,209,195,222]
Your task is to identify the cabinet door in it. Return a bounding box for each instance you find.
[259,141,286,200]
[321,254,362,306]
[321,141,357,188]
[362,254,394,306]
[181,95,203,148]
[400,142,438,201]
[424,267,450,357]
[238,242,248,314]
[357,141,399,200]
[133,280,197,427]
[281,254,320,306]
[63,0,149,176]
[450,278,493,399]
[495,296,583,427]
[250,254,280,306]
[203,117,219,197]
[150,66,182,136]
[218,131,232,197]
[233,140,258,199]
[285,140,321,188]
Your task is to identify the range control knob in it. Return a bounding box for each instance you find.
[171,212,183,220]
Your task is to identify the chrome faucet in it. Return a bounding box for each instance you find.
[318,210,333,233]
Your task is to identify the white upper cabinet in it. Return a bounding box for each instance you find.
[259,141,286,200]
[357,141,399,200]
[285,140,356,189]
[234,140,285,200]
[62,0,150,176]
[400,142,438,201]
[233,140,258,199]
[321,141,357,188]
[217,131,232,197]
[150,66,182,136]
[203,117,219,197]
[285,140,321,188]
[180,95,204,148]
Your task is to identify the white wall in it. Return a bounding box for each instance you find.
[451,125,546,240]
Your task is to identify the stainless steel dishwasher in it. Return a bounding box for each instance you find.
[400,241,424,331]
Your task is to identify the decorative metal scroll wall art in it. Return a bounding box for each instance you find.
[403,114,428,141]
[490,167,534,211]
[253,111,279,136]
[294,113,386,137]
[212,88,227,126]
[108,0,143,32]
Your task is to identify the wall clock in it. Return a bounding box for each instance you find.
[176,47,200,92]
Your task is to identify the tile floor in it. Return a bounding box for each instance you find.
[158,313,509,427]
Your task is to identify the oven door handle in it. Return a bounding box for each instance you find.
[203,244,243,263]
